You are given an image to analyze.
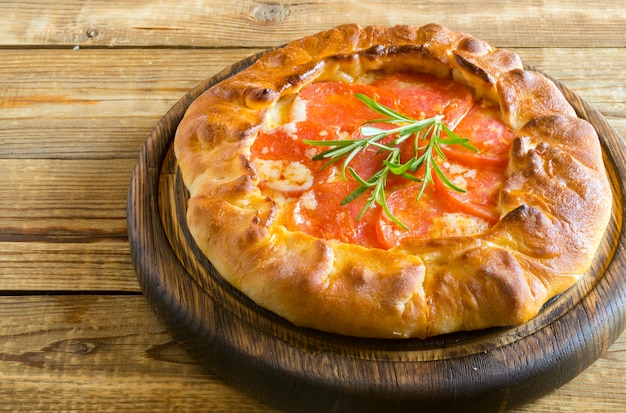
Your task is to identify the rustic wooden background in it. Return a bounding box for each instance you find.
[1,1,624,411]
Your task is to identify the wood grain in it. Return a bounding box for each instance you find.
[0,241,137,292]
[0,49,260,159]
[0,159,131,242]
[0,296,282,412]
[1,0,623,48]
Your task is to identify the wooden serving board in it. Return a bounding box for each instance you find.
[127,51,626,413]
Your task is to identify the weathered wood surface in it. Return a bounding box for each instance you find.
[1,0,624,48]
[1,0,624,411]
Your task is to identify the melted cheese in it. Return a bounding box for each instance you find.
[431,212,490,238]
[289,96,308,123]
[254,159,313,193]
[299,190,318,210]
[265,95,295,128]
[443,161,477,188]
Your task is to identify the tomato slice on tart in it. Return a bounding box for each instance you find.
[370,71,473,126]
[375,184,454,249]
[251,121,340,165]
[441,103,515,167]
[290,82,397,133]
[289,180,382,249]
[433,161,505,224]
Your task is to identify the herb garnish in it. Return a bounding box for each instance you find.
[303,93,477,229]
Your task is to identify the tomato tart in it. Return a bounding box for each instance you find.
[174,23,612,339]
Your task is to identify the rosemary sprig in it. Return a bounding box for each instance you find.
[303,93,478,229]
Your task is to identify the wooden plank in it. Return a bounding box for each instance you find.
[0,48,260,159]
[0,48,258,122]
[0,295,623,412]
[0,0,624,48]
[0,116,160,160]
[0,295,282,412]
[0,157,137,292]
[0,241,138,292]
[0,159,132,239]
[0,48,623,160]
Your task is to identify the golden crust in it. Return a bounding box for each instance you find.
[174,23,612,338]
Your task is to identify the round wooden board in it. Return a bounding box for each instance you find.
[127,51,626,413]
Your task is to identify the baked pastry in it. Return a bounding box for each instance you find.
[174,23,612,338]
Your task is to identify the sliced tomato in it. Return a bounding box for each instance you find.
[433,161,505,223]
[376,184,454,249]
[290,82,397,133]
[288,180,383,249]
[371,71,473,125]
[441,103,514,168]
[251,121,340,168]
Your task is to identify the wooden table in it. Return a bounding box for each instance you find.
[1,1,624,411]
